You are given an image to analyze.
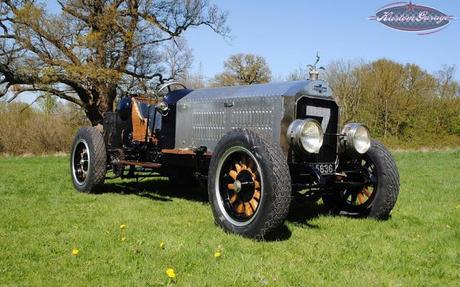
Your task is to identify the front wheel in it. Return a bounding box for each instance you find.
[70,127,107,193]
[208,129,292,239]
[323,140,400,219]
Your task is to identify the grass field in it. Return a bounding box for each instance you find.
[0,151,459,286]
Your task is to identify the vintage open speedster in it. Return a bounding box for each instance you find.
[70,73,400,239]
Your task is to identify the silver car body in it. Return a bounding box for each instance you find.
[174,80,335,154]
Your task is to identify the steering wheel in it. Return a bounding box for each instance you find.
[157,82,187,94]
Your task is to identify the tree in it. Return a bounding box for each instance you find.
[325,60,365,125]
[324,59,446,141]
[183,62,205,89]
[213,53,271,86]
[287,66,308,81]
[162,38,193,83]
[435,65,459,98]
[38,93,58,115]
[0,0,228,125]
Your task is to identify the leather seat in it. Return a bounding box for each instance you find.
[131,98,151,141]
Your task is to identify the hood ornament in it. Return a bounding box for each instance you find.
[307,52,325,81]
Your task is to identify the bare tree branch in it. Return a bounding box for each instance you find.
[0,0,229,124]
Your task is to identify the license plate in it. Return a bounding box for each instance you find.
[312,163,335,175]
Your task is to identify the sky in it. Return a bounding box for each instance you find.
[183,0,459,81]
[3,0,440,96]
[11,0,451,105]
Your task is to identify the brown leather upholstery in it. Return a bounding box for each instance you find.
[131,98,151,142]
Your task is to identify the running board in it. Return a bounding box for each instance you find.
[115,160,162,169]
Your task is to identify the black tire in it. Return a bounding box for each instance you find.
[323,140,399,219]
[208,128,292,239]
[70,127,107,193]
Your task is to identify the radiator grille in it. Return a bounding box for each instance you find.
[295,97,339,163]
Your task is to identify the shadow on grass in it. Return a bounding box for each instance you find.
[97,178,332,241]
[287,196,332,229]
[97,177,208,203]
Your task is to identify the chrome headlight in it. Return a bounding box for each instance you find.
[342,123,371,154]
[287,119,324,154]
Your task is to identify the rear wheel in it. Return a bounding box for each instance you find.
[70,127,107,193]
[208,129,291,239]
[323,140,399,219]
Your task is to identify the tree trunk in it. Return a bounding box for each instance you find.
[85,104,104,126]
[85,85,117,126]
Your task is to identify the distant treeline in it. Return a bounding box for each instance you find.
[1,59,459,155]
[324,59,460,148]
[0,98,88,155]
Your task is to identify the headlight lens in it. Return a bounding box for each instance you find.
[353,126,371,154]
[342,123,371,154]
[287,119,324,153]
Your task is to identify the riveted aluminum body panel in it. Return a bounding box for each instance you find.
[174,80,334,153]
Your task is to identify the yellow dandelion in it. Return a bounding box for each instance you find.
[166,268,176,279]
[71,248,79,256]
[120,224,127,229]
[121,237,126,241]
[160,241,165,249]
[456,204,460,209]
[214,245,222,258]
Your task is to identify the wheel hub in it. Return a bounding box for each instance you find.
[234,170,255,202]
[232,180,242,193]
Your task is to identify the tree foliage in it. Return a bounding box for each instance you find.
[0,0,228,125]
[325,59,460,147]
[213,53,271,86]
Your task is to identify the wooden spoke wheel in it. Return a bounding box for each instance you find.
[218,147,263,225]
[338,156,378,209]
[323,140,400,219]
[208,129,291,239]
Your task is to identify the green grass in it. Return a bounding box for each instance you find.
[0,151,459,286]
